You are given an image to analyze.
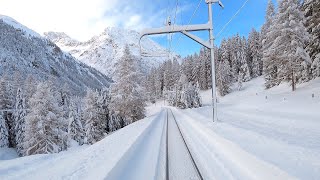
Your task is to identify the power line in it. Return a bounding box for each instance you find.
[172,0,203,52]
[216,0,250,39]
[168,0,180,60]
[173,0,179,25]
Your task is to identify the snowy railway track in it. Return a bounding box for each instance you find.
[166,108,203,180]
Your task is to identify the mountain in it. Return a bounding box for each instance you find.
[0,15,111,95]
[45,27,179,77]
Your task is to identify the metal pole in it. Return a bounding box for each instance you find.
[207,2,217,122]
[140,0,223,123]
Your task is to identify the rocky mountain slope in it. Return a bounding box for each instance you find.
[0,15,111,95]
[45,27,179,77]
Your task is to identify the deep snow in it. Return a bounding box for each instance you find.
[0,77,319,179]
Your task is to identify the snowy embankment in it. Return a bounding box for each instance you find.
[0,77,319,180]
[181,77,320,179]
[0,110,165,180]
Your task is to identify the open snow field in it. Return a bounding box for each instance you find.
[0,77,319,179]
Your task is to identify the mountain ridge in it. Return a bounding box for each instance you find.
[0,16,111,95]
[45,27,180,77]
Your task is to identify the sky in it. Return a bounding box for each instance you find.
[0,0,273,57]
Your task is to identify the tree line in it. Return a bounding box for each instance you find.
[0,45,146,156]
[144,0,319,99]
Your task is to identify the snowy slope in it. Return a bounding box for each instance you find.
[0,77,319,179]
[195,77,320,179]
[0,15,41,38]
[45,28,179,77]
[0,110,165,180]
[0,16,111,94]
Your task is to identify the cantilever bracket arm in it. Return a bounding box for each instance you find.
[139,23,213,54]
[181,31,212,49]
[140,23,211,37]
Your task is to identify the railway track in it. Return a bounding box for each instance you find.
[165,108,203,180]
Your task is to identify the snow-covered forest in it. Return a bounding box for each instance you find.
[0,0,319,166]
[0,44,146,156]
[145,0,319,102]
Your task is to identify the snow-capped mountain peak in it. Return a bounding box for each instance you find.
[45,27,179,77]
[44,32,80,46]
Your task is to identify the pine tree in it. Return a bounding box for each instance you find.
[24,75,37,101]
[237,37,251,90]
[68,100,84,145]
[217,59,232,96]
[83,89,105,144]
[0,74,15,147]
[109,45,146,124]
[172,58,181,85]
[248,28,263,77]
[97,88,111,133]
[199,48,209,90]
[311,54,320,77]
[205,48,212,88]
[302,0,320,78]
[163,60,172,90]
[271,0,311,91]
[262,0,279,89]
[0,112,9,148]
[24,82,66,155]
[191,54,200,84]
[59,83,71,120]
[14,88,27,156]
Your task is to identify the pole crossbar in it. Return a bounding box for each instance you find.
[139,0,224,122]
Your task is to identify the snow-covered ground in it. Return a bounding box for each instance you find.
[0,77,319,179]
[186,77,320,179]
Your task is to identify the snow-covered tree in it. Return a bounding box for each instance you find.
[311,54,320,77]
[302,0,320,78]
[24,82,67,155]
[0,112,9,148]
[83,89,105,144]
[217,59,232,96]
[68,99,85,145]
[262,0,279,89]
[0,74,15,147]
[97,88,111,133]
[59,83,71,120]
[237,37,251,90]
[14,88,27,156]
[24,75,37,101]
[248,28,263,77]
[180,83,202,109]
[271,0,311,91]
[109,45,146,124]
[199,48,209,90]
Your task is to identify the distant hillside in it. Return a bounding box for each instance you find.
[0,15,111,94]
[45,27,180,77]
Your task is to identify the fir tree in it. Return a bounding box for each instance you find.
[24,82,66,155]
[109,45,146,124]
[0,112,9,148]
[0,74,15,147]
[217,60,232,96]
[248,28,263,77]
[68,100,85,145]
[83,90,105,144]
[262,0,279,89]
[271,0,311,91]
[14,88,27,156]
[302,0,320,78]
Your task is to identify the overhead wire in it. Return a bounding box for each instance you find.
[168,0,180,60]
[215,0,250,39]
[172,0,203,53]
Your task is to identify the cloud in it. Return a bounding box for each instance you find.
[0,0,190,41]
